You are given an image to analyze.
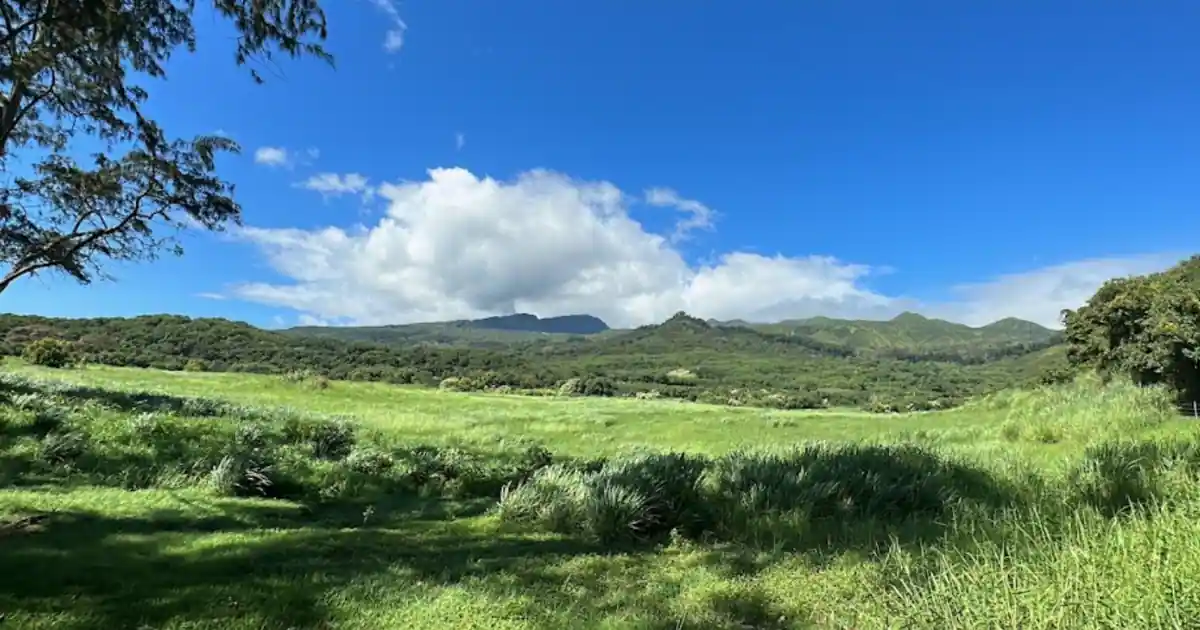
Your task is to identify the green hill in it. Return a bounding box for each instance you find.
[741,311,1061,351]
[0,310,1067,412]
[287,310,1062,361]
[286,313,612,348]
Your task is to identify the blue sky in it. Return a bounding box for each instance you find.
[6,0,1199,329]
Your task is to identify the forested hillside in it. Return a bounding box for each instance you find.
[286,312,613,348]
[0,310,1067,411]
[741,312,1061,360]
[287,308,1062,360]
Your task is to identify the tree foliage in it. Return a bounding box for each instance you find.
[20,335,72,366]
[1064,255,1200,401]
[0,0,331,293]
[0,312,1067,411]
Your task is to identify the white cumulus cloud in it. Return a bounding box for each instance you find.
[928,255,1180,327]
[370,0,407,53]
[227,167,1179,329]
[644,187,716,242]
[297,173,374,200]
[253,146,319,170]
[253,146,289,167]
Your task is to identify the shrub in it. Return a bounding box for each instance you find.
[666,368,698,383]
[863,397,899,414]
[439,376,470,392]
[558,376,616,397]
[556,378,583,396]
[22,338,76,368]
[282,369,330,390]
[183,359,208,372]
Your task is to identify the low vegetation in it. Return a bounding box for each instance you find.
[1,362,1199,628]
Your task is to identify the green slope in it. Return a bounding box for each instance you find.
[285,313,613,349]
[742,311,1061,351]
[0,311,1064,411]
[288,310,1061,358]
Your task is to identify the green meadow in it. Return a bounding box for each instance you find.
[3,362,1200,629]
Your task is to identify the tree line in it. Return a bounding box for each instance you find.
[0,312,1067,412]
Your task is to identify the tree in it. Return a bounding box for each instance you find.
[21,336,73,367]
[0,0,332,294]
[1063,255,1200,401]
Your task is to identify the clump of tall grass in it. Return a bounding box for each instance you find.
[281,416,357,460]
[1067,437,1200,516]
[991,375,1175,444]
[868,502,1200,628]
[497,443,1018,546]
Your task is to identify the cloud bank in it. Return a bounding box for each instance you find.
[226,167,1178,329]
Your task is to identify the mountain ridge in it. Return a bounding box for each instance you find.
[0,311,1068,411]
[287,311,1060,353]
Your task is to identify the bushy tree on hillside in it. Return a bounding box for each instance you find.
[0,0,332,294]
[1063,255,1200,401]
[22,337,74,367]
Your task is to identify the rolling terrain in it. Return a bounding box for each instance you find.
[285,313,614,348]
[0,311,1069,411]
[2,362,1199,629]
[284,310,1062,355]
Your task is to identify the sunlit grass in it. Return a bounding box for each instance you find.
[4,362,1200,628]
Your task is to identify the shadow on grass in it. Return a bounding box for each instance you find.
[0,497,806,630]
[0,375,234,418]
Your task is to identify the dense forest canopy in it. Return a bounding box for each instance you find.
[1064,254,1200,402]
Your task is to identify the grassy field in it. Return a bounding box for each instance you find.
[3,361,1200,629]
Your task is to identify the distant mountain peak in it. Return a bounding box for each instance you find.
[981,317,1053,333]
[663,311,710,327]
[470,313,609,335]
[890,311,929,323]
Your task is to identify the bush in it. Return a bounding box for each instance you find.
[183,359,208,372]
[665,368,698,383]
[558,376,616,397]
[557,378,583,396]
[439,376,470,392]
[282,369,330,390]
[22,338,76,368]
